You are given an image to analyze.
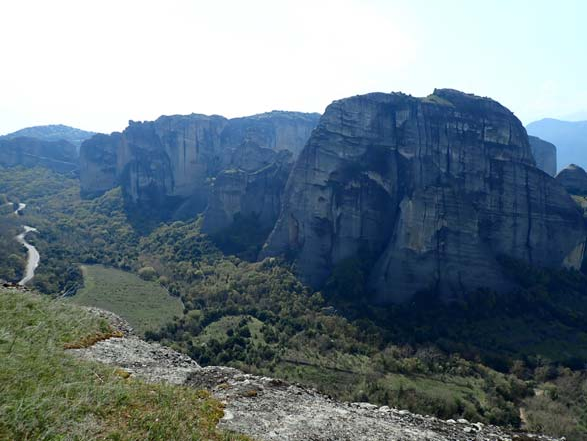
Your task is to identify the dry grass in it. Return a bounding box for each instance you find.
[0,288,253,441]
[63,329,124,349]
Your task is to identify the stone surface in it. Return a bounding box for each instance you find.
[70,336,200,385]
[529,135,557,176]
[80,306,135,336]
[79,133,121,198]
[261,89,587,303]
[79,111,319,224]
[0,136,78,173]
[556,164,587,196]
[71,307,200,384]
[70,308,561,441]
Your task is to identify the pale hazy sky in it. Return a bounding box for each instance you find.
[1,0,586,134]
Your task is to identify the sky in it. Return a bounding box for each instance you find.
[1,0,586,134]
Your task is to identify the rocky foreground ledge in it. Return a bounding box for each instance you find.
[70,308,561,441]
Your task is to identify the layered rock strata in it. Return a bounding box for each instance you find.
[261,89,586,303]
[80,111,319,226]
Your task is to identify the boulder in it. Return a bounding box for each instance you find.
[556,164,587,196]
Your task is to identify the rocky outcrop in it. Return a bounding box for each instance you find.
[261,89,587,303]
[200,112,319,232]
[0,136,78,173]
[70,308,561,441]
[529,135,557,176]
[556,164,587,195]
[80,111,319,223]
[115,114,227,213]
[79,133,121,198]
[201,152,292,233]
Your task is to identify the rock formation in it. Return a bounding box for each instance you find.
[556,164,587,196]
[80,111,319,225]
[201,151,292,233]
[79,133,121,198]
[261,89,587,303]
[529,135,557,176]
[0,136,78,173]
[201,111,319,232]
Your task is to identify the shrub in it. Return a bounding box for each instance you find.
[138,266,157,281]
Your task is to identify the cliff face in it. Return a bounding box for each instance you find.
[261,89,586,303]
[529,135,557,176]
[80,112,320,223]
[201,111,319,232]
[201,152,293,233]
[119,115,227,208]
[80,133,121,197]
[0,137,78,172]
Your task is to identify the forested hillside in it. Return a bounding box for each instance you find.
[1,166,587,439]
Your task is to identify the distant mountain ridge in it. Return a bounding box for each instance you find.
[526,118,587,172]
[1,124,97,148]
[0,136,78,173]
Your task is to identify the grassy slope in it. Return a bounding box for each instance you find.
[69,265,183,336]
[0,288,250,441]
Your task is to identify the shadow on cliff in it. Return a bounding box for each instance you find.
[323,253,587,373]
[209,213,273,262]
[121,191,209,235]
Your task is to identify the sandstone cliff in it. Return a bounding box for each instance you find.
[80,111,319,225]
[80,133,121,198]
[201,152,292,233]
[529,135,557,176]
[201,111,319,232]
[0,136,78,173]
[261,89,586,303]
